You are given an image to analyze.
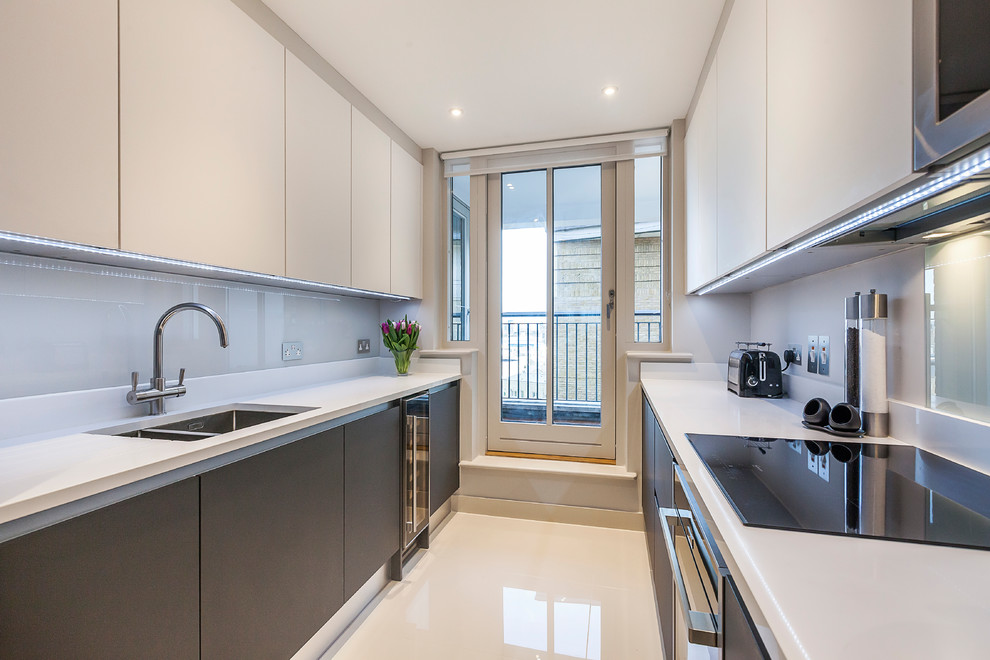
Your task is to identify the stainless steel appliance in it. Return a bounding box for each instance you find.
[401,392,430,551]
[688,433,990,551]
[914,0,990,170]
[727,342,783,399]
[658,464,727,660]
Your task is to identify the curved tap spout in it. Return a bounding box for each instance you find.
[149,302,229,414]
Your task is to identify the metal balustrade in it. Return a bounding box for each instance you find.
[496,312,661,412]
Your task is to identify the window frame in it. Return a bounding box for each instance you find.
[616,156,672,351]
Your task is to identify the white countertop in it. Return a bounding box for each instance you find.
[0,369,459,532]
[641,377,990,660]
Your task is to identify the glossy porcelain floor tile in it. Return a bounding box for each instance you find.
[326,513,661,660]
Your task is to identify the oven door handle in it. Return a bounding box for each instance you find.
[659,506,720,647]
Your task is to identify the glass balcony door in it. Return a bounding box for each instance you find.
[487,165,616,459]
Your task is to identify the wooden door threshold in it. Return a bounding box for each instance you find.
[485,450,616,466]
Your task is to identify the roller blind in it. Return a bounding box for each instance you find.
[440,128,668,178]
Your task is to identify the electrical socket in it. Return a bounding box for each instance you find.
[818,335,830,376]
[357,339,371,354]
[786,343,802,366]
[281,341,303,361]
[807,336,819,373]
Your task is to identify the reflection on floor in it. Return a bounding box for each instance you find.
[327,513,662,660]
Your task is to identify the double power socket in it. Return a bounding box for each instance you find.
[807,335,830,376]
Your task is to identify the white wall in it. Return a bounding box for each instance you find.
[0,254,381,400]
[750,246,927,406]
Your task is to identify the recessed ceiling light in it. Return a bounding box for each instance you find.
[602,85,618,97]
[449,107,463,117]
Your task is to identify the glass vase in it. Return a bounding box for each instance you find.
[390,348,413,375]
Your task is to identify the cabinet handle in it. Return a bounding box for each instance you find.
[658,506,720,647]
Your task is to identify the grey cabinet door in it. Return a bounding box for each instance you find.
[723,575,771,659]
[0,478,199,660]
[653,418,675,660]
[642,393,657,566]
[201,427,345,660]
[344,405,401,599]
[430,383,460,515]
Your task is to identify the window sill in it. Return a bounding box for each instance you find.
[624,351,693,363]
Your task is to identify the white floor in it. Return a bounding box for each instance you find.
[326,513,663,660]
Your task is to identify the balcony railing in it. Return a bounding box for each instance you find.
[498,312,662,414]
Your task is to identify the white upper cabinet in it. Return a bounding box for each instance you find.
[0,0,118,248]
[716,0,767,275]
[685,57,718,292]
[119,0,285,276]
[389,143,423,299]
[350,109,392,294]
[285,51,352,287]
[766,0,914,250]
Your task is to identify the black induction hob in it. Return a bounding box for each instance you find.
[687,434,990,551]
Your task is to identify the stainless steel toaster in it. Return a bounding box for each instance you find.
[728,342,784,398]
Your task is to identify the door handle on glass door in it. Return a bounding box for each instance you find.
[606,289,615,330]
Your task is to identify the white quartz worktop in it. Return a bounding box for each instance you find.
[641,376,990,660]
[0,369,459,532]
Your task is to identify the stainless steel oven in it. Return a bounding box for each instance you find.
[658,464,727,660]
[914,0,990,170]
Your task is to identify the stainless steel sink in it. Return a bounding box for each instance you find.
[93,404,316,441]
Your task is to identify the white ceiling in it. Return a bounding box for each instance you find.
[261,0,725,153]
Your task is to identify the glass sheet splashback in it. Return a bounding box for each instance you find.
[0,253,381,400]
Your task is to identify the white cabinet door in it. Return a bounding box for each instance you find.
[716,0,767,275]
[685,57,718,292]
[389,142,423,299]
[0,0,118,248]
[120,0,285,276]
[351,109,392,294]
[285,51,351,287]
[766,0,913,250]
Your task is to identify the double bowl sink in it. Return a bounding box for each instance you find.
[92,404,316,441]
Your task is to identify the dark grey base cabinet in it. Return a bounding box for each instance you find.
[0,479,200,660]
[0,386,455,659]
[642,395,657,567]
[644,393,675,660]
[642,392,771,660]
[344,405,402,600]
[429,383,460,515]
[201,427,345,660]
[723,576,772,659]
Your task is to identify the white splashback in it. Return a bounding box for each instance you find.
[0,253,382,400]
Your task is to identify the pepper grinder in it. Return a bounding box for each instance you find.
[844,292,861,409]
[859,290,889,437]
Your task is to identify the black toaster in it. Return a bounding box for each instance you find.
[728,342,784,398]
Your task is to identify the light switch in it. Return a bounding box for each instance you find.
[818,335,830,376]
[818,452,830,481]
[807,336,818,373]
